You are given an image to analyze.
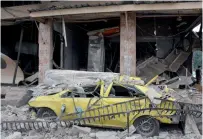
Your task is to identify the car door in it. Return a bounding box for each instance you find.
[59,91,79,120]
[60,85,104,127]
[100,84,135,128]
[101,83,148,128]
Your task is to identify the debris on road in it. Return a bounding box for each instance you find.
[1,105,31,121]
[5,132,22,139]
[1,70,202,139]
[118,125,136,139]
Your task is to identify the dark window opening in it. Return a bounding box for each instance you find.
[1,94,6,99]
[1,21,39,81]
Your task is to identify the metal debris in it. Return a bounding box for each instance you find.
[1,98,202,131]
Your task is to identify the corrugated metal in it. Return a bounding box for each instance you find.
[28,1,201,13]
[28,1,124,12]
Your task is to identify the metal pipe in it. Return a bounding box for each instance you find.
[60,36,64,68]
[62,17,68,47]
[127,112,130,137]
[13,27,24,85]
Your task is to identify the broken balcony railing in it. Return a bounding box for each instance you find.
[1,97,202,131]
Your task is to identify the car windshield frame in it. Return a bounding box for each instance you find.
[122,84,146,97]
[106,82,146,98]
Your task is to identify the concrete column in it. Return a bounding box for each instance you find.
[120,12,136,76]
[38,19,53,83]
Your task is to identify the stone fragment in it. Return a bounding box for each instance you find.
[158,132,169,139]
[125,134,142,139]
[28,130,37,136]
[78,133,93,139]
[118,125,136,139]
[89,133,96,138]
[23,135,43,139]
[20,105,29,112]
[50,122,57,129]
[5,132,22,139]
[72,125,91,134]
[96,131,119,139]
[68,128,79,136]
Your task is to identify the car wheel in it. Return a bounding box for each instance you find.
[133,116,159,137]
[37,108,57,119]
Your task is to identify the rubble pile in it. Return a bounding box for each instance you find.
[1,126,202,139]
[1,105,31,121]
[29,73,145,97]
[1,105,202,139]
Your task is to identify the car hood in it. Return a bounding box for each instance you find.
[135,85,176,104]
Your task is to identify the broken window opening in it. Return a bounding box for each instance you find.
[1,94,6,99]
[109,85,133,97]
[1,21,39,85]
[53,19,120,72]
[61,91,71,98]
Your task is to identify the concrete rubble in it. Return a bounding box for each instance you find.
[1,70,202,139]
[29,70,145,97]
[1,105,31,121]
[1,105,202,139]
[1,86,28,106]
[118,125,136,139]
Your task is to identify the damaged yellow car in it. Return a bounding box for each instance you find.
[28,77,180,137]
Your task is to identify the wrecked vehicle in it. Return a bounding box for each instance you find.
[28,76,182,137]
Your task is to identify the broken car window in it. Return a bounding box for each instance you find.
[126,86,146,97]
[61,91,71,98]
[109,85,132,97]
[84,85,100,97]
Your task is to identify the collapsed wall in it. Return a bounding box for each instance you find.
[30,70,145,97]
[136,49,191,82]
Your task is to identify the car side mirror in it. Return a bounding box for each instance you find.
[61,104,66,114]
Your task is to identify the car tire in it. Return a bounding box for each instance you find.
[133,116,159,137]
[37,108,57,119]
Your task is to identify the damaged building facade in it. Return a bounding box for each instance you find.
[1,1,202,84]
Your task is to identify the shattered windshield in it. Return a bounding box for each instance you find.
[122,85,145,97]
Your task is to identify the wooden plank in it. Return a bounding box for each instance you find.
[1,1,122,20]
[1,4,39,20]
[1,2,202,20]
[30,2,202,18]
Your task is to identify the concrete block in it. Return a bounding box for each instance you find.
[5,132,22,139]
[118,125,136,139]
[125,134,142,139]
